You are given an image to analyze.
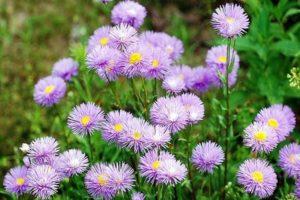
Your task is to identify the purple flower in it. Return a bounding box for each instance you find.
[278,143,300,178]
[212,3,249,38]
[101,110,134,144]
[33,76,66,107]
[56,149,89,177]
[187,67,214,93]
[51,58,78,81]
[87,26,111,52]
[109,24,138,50]
[144,125,171,149]
[132,192,145,200]
[150,96,188,133]
[255,104,296,142]
[67,102,104,136]
[205,45,239,87]
[177,93,205,124]
[28,137,59,165]
[237,159,277,198]
[243,122,278,153]
[4,166,28,195]
[191,141,224,173]
[111,1,146,29]
[107,163,135,192]
[85,163,116,199]
[27,165,61,200]
[295,179,300,199]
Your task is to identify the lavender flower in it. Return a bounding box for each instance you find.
[237,159,277,198]
[187,67,214,93]
[109,24,138,50]
[28,137,59,165]
[191,141,224,173]
[51,58,78,81]
[87,26,111,52]
[4,166,28,195]
[27,165,61,200]
[111,1,146,29]
[107,163,135,192]
[243,122,278,153]
[33,76,66,107]
[68,102,104,136]
[132,192,145,200]
[212,3,249,38]
[144,125,171,149]
[150,96,188,133]
[278,143,300,178]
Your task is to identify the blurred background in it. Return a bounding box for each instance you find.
[0,0,299,191]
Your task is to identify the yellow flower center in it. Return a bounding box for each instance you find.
[113,123,123,132]
[226,17,235,24]
[254,131,267,142]
[152,59,159,68]
[129,52,142,64]
[44,85,55,94]
[81,115,91,126]
[217,56,227,63]
[132,131,142,140]
[251,171,264,183]
[97,174,108,186]
[268,118,279,128]
[151,160,160,170]
[16,178,25,186]
[99,37,109,46]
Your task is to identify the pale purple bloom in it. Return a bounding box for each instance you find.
[101,110,134,144]
[87,26,111,52]
[191,141,224,173]
[68,102,104,136]
[33,76,66,107]
[132,192,145,200]
[205,45,239,87]
[85,163,116,199]
[28,137,59,165]
[237,159,277,198]
[295,179,300,199]
[150,96,188,133]
[109,24,138,50]
[255,104,296,142]
[144,125,171,149]
[111,1,146,29]
[187,67,214,93]
[23,156,31,167]
[51,58,78,81]
[4,166,28,195]
[243,122,278,153]
[27,165,61,200]
[278,143,300,178]
[212,3,249,38]
[177,93,205,124]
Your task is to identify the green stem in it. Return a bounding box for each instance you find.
[129,78,143,112]
[186,126,196,200]
[87,134,93,163]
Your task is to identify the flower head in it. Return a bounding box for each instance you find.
[4,166,28,195]
[132,192,145,200]
[237,159,277,198]
[87,26,111,52]
[107,163,135,192]
[109,24,138,50]
[51,58,78,81]
[191,141,224,173]
[278,143,300,178]
[144,125,171,149]
[68,102,104,136]
[33,76,66,107]
[212,3,249,38]
[187,67,214,93]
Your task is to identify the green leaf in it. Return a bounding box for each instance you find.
[272,40,300,57]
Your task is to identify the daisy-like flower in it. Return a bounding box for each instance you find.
[139,150,175,183]
[187,67,214,93]
[67,102,104,136]
[27,165,61,200]
[56,149,89,177]
[243,122,278,153]
[101,110,134,144]
[255,104,296,142]
[205,45,240,87]
[85,163,116,199]
[191,141,224,173]
[278,143,300,178]
[237,159,277,198]
[51,58,78,81]
[177,93,205,124]
[33,76,66,107]
[87,26,111,52]
[212,3,249,38]
[120,42,150,77]
[144,125,171,149]
[107,163,135,193]
[28,137,59,165]
[111,1,146,29]
[4,166,28,195]
[109,24,138,50]
[132,192,145,200]
[150,96,188,133]
[119,117,151,152]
